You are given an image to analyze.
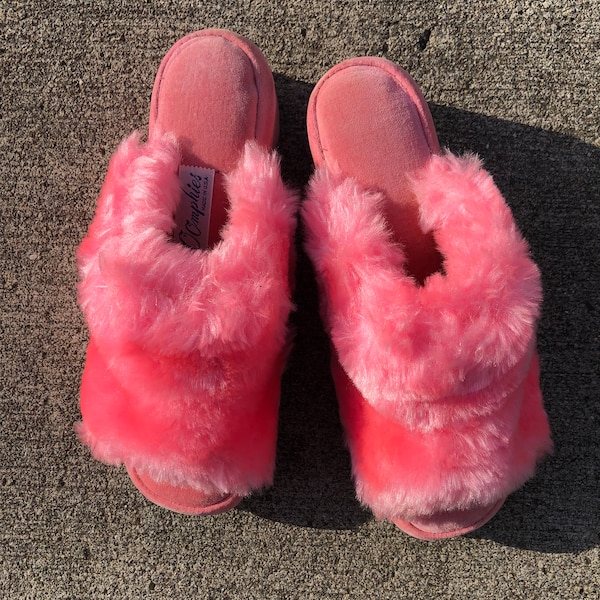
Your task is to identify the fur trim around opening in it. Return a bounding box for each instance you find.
[76,132,298,495]
[303,152,551,517]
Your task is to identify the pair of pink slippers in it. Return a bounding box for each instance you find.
[77,30,552,539]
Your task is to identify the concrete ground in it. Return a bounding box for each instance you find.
[1,1,598,598]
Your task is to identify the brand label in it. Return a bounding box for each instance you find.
[175,165,215,250]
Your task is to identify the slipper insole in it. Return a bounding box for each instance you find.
[308,60,444,282]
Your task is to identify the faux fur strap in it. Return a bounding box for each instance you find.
[303,153,542,424]
[78,132,298,389]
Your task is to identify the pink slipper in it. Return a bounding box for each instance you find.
[76,30,298,515]
[302,57,552,539]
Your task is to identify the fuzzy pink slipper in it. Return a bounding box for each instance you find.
[76,30,298,515]
[302,57,552,539]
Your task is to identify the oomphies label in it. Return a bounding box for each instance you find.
[175,165,215,249]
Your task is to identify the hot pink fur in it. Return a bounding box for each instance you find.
[303,152,551,519]
[77,132,298,496]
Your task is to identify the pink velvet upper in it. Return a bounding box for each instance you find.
[77,132,298,496]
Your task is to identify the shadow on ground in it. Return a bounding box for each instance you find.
[243,75,600,551]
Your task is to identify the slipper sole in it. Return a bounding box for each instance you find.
[127,466,243,516]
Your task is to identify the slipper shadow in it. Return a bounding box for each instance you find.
[240,74,370,530]
[242,252,370,530]
[428,104,599,553]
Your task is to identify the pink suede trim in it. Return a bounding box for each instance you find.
[77,135,297,496]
